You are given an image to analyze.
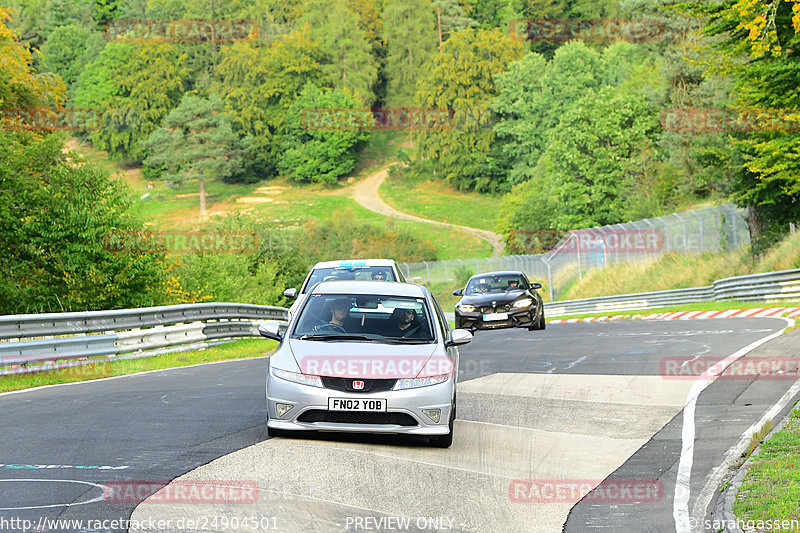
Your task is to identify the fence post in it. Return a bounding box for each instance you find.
[575,232,582,280]
[423,261,430,283]
[545,260,553,301]
[693,210,704,252]
[729,205,739,247]
[674,213,688,255]
[443,261,448,282]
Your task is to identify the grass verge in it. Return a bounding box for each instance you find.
[547,300,800,321]
[733,406,800,529]
[0,338,276,393]
[380,174,502,232]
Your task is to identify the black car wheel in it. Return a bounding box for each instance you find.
[529,309,545,331]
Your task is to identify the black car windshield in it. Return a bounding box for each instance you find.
[302,266,397,292]
[293,293,435,342]
[465,275,528,295]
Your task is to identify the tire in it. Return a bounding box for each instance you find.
[430,398,455,448]
[529,309,546,331]
[267,425,289,438]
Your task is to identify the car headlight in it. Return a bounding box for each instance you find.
[271,367,323,388]
[513,298,533,308]
[393,373,450,390]
[457,304,477,313]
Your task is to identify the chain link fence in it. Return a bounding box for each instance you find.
[399,204,750,300]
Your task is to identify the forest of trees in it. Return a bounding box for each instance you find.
[1,0,798,312]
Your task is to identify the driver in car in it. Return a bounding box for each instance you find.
[315,298,350,332]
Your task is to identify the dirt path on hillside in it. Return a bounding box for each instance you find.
[351,165,505,257]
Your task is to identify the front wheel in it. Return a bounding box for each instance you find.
[267,424,289,438]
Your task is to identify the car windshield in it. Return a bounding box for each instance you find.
[293,293,434,342]
[302,266,397,292]
[465,274,528,295]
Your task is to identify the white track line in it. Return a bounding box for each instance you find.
[672,318,792,533]
[690,375,800,530]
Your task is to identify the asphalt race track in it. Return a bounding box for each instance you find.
[1,317,797,533]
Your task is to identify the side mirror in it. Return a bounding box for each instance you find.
[530,283,542,290]
[452,289,464,296]
[445,328,472,347]
[258,320,284,341]
[283,288,298,299]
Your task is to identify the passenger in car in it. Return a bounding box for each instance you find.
[383,308,427,338]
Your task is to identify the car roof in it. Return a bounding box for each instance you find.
[310,259,397,269]
[469,271,525,278]
[311,280,426,297]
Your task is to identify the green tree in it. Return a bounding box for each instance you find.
[279,83,370,184]
[490,51,549,185]
[142,94,245,215]
[0,7,66,110]
[40,24,105,90]
[383,0,439,107]
[687,0,800,249]
[543,86,661,228]
[300,0,379,104]
[0,130,170,314]
[213,26,325,178]
[414,28,523,191]
[73,41,190,161]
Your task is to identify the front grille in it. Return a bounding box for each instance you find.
[297,410,418,426]
[321,377,397,393]
[479,304,512,314]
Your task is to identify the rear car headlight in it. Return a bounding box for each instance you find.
[393,373,450,390]
[271,367,323,388]
[456,304,477,313]
[513,298,533,308]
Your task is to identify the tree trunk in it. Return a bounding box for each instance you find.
[199,178,207,214]
[746,204,763,243]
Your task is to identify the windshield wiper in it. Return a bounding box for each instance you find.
[297,333,376,341]
[382,338,433,344]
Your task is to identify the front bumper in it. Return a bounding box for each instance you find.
[266,374,454,436]
[455,307,538,330]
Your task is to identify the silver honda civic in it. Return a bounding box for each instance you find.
[260,280,472,447]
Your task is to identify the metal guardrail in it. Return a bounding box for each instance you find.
[0,303,288,374]
[3,268,798,373]
[545,268,800,316]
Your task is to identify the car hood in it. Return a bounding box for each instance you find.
[459,289,529,306]
[281,339,443,379]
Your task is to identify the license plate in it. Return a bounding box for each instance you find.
[483,312,508,321]
[328,398,387,412]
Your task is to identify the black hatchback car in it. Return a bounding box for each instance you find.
[453,271,545,332]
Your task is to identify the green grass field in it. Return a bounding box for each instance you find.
[380,175,503,232]
[0,338,277,393]
[734,407,800,530]
[70,135,491,260]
